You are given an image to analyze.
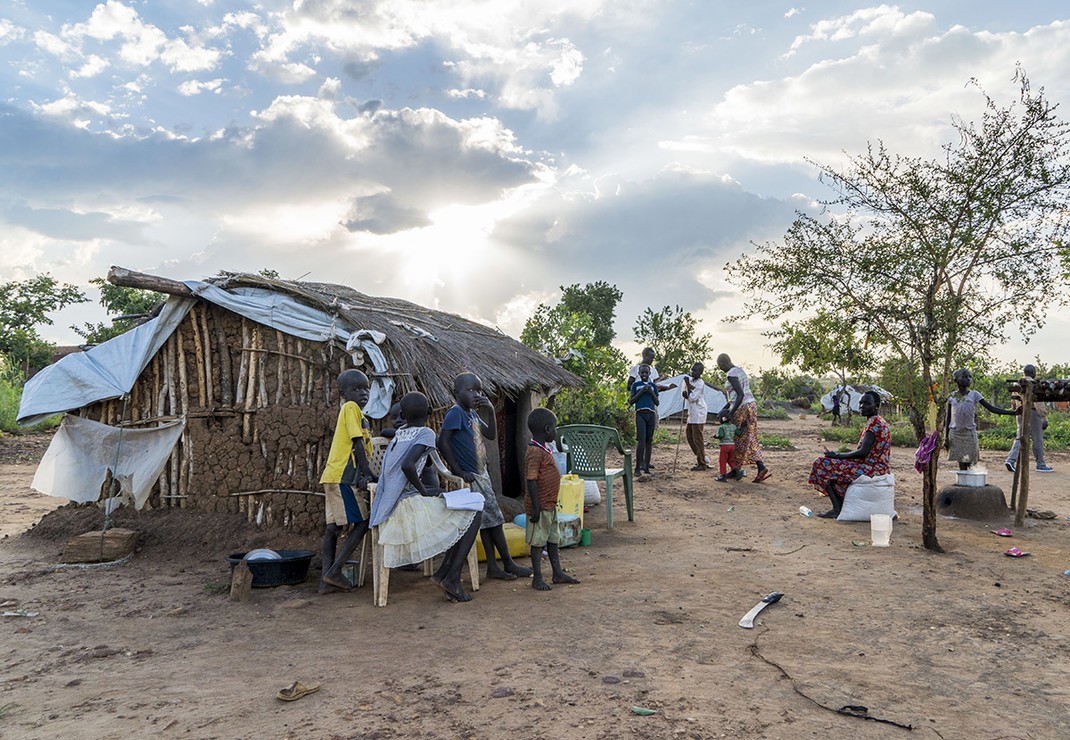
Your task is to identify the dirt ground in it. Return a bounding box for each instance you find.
[1,416,1069,739]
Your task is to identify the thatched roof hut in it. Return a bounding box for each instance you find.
[20,267,579,534]
[204,270,577,409]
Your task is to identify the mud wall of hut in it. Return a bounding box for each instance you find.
[83,303,351,534]
[79,302,541,533]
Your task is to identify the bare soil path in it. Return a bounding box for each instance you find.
[1,417,1069,739]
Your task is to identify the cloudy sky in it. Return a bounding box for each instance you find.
[2,1,1069,373]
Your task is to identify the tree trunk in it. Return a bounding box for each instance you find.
[921,441,944,552]
[910,390,944,552]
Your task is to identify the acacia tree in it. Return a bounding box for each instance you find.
[728,71,1070,551]
[633,305,712,377]
[771,309,875,420]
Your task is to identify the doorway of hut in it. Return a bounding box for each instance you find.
[498,396,522,498]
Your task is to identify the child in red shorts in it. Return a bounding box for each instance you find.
[714,418,738,482]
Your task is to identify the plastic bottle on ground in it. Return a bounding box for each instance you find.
[799,506,813,517]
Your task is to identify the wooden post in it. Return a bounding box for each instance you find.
[200,307,214,408]
[216,324,233,407]
[108,266,194,296]
[1015,379,1033,527]
[1010,456,1020,512]
[191,307,207,409]
[229,560,253,602]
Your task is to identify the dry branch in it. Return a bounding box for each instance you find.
[107,266,193,296]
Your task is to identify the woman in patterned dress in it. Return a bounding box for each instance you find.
[808,390,889,518]
[715,354,771,483]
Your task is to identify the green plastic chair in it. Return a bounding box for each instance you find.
[555,424,634,529]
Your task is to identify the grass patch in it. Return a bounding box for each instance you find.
[652,425,680,445]
[759,433,794,450]
[820,418,917,447]
[821,410,1070,452]
[203,581,229,596]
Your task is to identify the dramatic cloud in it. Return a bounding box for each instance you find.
[663,13,1070,169]
[2,2,1069,367]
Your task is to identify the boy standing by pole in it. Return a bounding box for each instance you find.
[525,408,580,591]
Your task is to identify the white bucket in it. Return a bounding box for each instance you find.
[870,514,892,547]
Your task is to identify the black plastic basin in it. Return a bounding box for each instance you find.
[226,550,314,588]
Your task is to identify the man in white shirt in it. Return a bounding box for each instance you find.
[683,362,710,470]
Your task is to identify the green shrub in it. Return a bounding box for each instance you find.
[553,384,634,445]
[756,403,790,420]
[0,374,18,432]
[652,424,679,445]
[977,411,1070,452]
[759,433,794,449]
[0,359,62,434]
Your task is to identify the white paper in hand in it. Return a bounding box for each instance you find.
[442,488,485,511]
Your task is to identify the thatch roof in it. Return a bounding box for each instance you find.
[207,271,580,408]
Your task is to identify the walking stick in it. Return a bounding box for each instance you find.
[672,410,686,473]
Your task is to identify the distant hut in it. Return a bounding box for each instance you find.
[19,268,579,533]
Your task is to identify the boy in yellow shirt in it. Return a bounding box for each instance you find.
[318,370,374,594]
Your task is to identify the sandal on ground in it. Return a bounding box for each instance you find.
[753,469,772,483]
[714,474,730,482]
[277,681,321,702]
[817,510,838,519]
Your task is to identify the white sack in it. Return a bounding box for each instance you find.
[584,480,601,505]
[838,473,897,522]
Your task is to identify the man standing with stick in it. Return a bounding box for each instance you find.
[682,362,710,470]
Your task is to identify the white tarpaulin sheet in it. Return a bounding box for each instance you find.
[186,282,393,417]
[819,385,892,413]
[17,298,195,425]
[32,415,186,508]
[655,375,728,420]
[18,280,397,422]
[184,282,350,344]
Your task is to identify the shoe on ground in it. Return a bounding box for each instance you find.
[1036,464,1054,473]
[1005,460,1016,473]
